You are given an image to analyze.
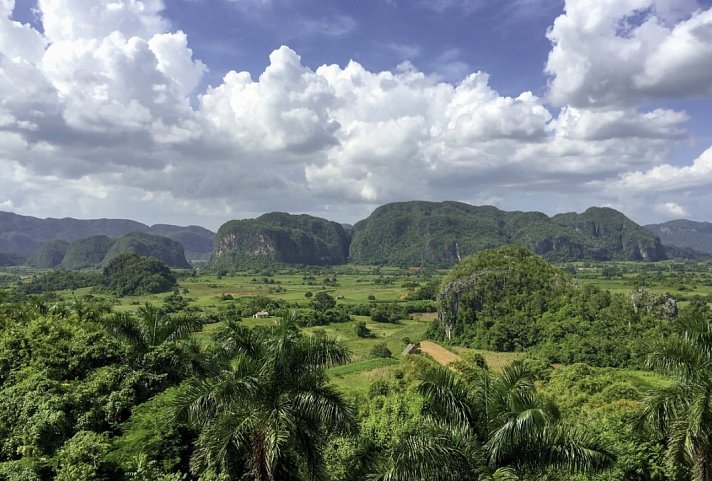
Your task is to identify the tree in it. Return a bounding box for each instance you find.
[640,302,712,481]
[376,360,614,480]
[311,292,336,312]
[103,303,207,387]
[355,322,371,338]
[180,319,357,480]
[101,253,176,296]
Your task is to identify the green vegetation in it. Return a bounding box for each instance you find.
[103,233,191,269]
[101,253,177,296]
[61,236,114,269]
[211,213,350,270]
[639,300,712,481]
[435,246,676,367]
[2,246,712,481]
[350,201,665,267]
[26,240,70,268]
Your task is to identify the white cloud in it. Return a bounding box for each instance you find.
[546,0,712,107]
[655,201,688,217]
[38,0,167,41]
[606,146,712,193]
[0,0,709,227]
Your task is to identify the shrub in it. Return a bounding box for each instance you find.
[355,321,371,338]
[370,343,392,359]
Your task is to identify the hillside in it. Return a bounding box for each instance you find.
[645,219,712,255]
[26,240,70,268]
[0,211,215,264]
[149,224,215,260]
[102,232,191,269]
[350,201,666,267]
[212,213,350,270]
[60,236,115,269]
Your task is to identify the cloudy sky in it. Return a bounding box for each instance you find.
[1,0,712,229]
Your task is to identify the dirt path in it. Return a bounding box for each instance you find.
[420,340,461,366]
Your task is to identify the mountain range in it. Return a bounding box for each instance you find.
[2,204,711,269]
[0,211,214,262]
[644,219,712,255]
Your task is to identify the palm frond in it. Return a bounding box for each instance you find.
[417,365,480,430]
[103,311,149,353]
[292,386,358,436]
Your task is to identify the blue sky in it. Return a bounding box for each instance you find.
[1,0,712,229]
[163,0,562,95]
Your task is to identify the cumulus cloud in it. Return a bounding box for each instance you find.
[606,146,712,194]
[546,0,712,107]
[0,0,709,226]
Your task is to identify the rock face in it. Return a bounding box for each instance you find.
[211,213,350,270]
[350,202,666,267]
[436,246,572,348]
[645,219,712,255]
[103,232,191,269]
[630,289,678,318]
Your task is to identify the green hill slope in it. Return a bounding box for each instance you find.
[212,213,350,270]
[149,224,214,260]
[102,232,191,269]
[60,236,115,269]
[26,240,70,268]
[350,201,666,267]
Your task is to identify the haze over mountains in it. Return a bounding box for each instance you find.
[2,203,711,269]
[644,220,712,255]
[0,211,214,263]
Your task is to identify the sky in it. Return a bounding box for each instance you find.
[1,0,712,230]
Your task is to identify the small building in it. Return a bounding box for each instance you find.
[253,310,269,318]
[402,343,421,356]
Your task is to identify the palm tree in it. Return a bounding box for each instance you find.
[104,303,204,355]
[377,360,614,480]
[179,319,357,481]
[641,303,712,481]
[103,303,207,385]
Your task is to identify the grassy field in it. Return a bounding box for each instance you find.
[102,267,441,311]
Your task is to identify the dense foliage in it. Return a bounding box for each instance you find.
[61,236,115,269]
[1,252,711,481]
[350,201,665,267]
[211,213,351,270]
[26,241,70,268]
[101,253,177,296]
[433,246,675,367]
[18,270,102,295]
[103,233,191,269]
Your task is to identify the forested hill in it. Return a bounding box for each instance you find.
[0,211,214,262]
[349,201,666,267]
[23,233,191,269]
[645,219,712,255]
[1,204,676,268]
[211,213,350,270]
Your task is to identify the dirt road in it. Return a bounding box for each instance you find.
[419,340,461,366]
